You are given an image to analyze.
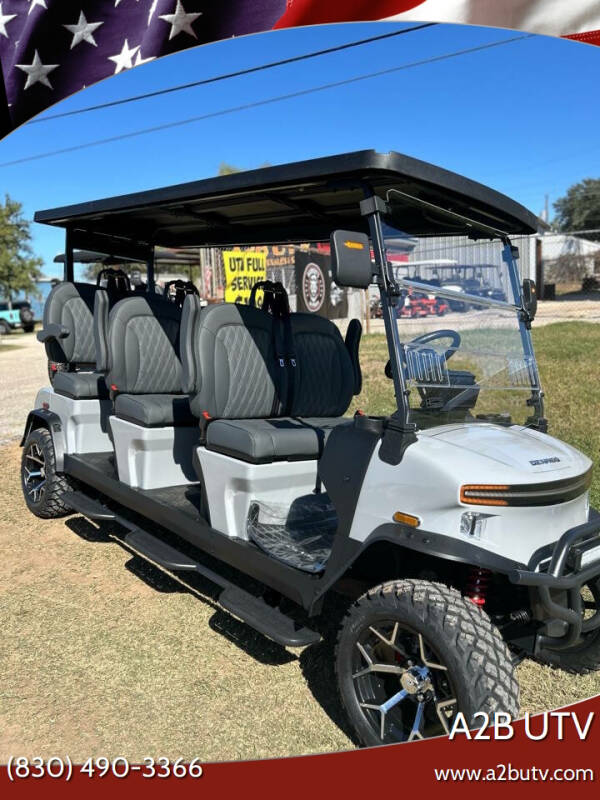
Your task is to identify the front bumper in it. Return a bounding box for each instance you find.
[509,511,600,651]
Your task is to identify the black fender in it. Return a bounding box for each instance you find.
[310,523,525,612]
[21,409,66,472]
[363,523,525,575]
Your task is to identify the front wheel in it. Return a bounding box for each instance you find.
[21,427,74,518]
[336,579,519,746]
[0,320,10,335]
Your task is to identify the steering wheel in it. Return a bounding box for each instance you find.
[385,329,461,379]
[408,329,461,362]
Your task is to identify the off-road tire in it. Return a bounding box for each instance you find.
[336,579,520,747]
[21,427,74,518]
[23,324,35,333]
[0,320,10,335]
[537,579,600,675]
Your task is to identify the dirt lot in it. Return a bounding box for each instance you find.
[0,331,47,445]
[1,322,599,761]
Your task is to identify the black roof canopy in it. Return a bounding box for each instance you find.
[35,150,541,254]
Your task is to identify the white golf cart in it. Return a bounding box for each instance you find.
[21,151,599,746]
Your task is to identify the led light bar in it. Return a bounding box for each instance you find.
[460,470,592,507]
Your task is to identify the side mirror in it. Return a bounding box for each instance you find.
[522,279,537,320]
[330,230,372,288]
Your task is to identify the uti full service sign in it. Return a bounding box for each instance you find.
[223,250,267,304]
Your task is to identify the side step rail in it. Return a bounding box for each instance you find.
[68,490,119,521]
[68,491,320,649]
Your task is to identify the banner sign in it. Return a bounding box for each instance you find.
[295,249,348,319]
[223,250,266,305]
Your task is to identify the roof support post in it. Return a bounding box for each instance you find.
[64,228,74,282]
[146,247,155,292]
[360,191,409,423]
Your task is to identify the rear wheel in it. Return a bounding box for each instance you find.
[23,324,35,333]
[336,579,519,746]
[537,579,600,674]
[21,428,74,518]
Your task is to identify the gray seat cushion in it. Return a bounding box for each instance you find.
[206,416,351,463]
[114,393,197,427]
[53,370,109,400]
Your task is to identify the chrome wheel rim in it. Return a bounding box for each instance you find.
[23,442,46,503]
[352,620,457,743]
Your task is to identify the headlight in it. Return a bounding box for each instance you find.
[460,471,592,507]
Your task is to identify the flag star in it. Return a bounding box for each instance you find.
[108,39,140,74]
[0,3,16,39]
[148,0,159,26]
[27,0,47,15]
[159,1,202,40]
[134,49,155,66]
[16,50,58,90]
[64,11,104,49]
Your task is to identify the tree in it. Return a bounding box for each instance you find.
[553,179,600,241]
[0,195,43,302]
[218,162,242,175]
[218,161,270,176]
[83,261,108,282]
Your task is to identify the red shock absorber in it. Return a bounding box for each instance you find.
[466,567,492,607]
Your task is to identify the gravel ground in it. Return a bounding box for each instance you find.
[0,330,47,445]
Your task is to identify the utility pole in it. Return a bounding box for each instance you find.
[544,194,549,224]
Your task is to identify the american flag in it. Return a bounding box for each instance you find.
[0,1,287,134]
[0,0,598,137]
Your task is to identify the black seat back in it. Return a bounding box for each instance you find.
[42,281,97,369]
[105,294,184,395]
[344,318,362,396]
[288,313,355,417]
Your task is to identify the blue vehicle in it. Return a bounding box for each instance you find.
[0,300,36,333]
[0,303,22,334]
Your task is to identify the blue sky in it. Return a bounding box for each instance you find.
[0,21,599,279]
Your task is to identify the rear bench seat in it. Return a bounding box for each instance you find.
[183,299,361,463]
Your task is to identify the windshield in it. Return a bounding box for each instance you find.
[381,224,542,430]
